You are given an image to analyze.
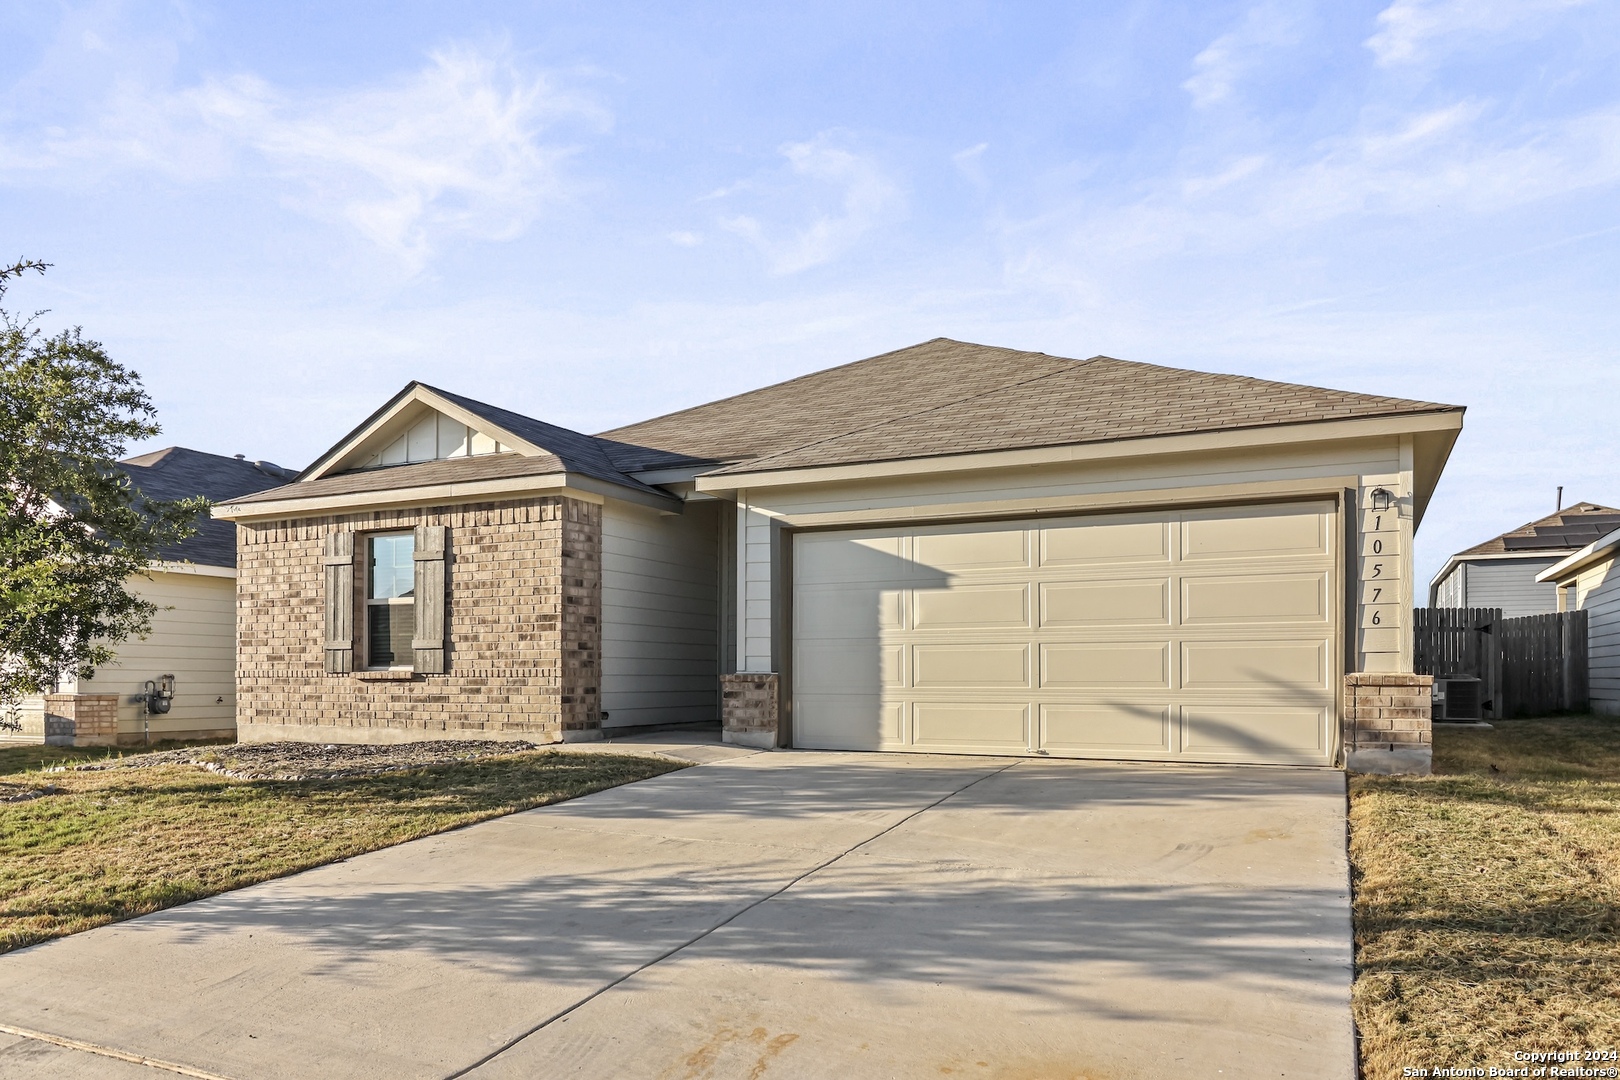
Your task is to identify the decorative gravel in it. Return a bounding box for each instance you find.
[0,782,61,803]
[71,740,544,781]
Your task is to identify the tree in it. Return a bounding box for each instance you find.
[0,260,205,727]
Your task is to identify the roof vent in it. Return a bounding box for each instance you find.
[234,454,245,460]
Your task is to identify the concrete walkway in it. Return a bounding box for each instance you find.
[0,746,1354,1080]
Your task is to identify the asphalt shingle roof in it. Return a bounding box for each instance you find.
[599,338,1462,474]
[120,447,294,566]
[1453,503,1620,559]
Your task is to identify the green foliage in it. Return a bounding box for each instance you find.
[0,261,206,719]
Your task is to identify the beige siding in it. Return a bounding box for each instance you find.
[73,569,238,741]
[1574,558,1620,716]
[601,500,720,728]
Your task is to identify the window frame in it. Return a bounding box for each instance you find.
[363,531,417,670]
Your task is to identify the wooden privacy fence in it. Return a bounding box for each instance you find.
[1412,607,1589,718]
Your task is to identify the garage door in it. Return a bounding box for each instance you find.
[791,501,1340,765]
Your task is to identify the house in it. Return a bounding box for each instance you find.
[1537,528,1620,716]
[213,339,1464,773]
[1428,503,1620,616]
[8,448,293,747]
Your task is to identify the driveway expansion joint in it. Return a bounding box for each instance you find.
[0,1021,235,1080]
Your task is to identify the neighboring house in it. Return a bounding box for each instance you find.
[1537,529,1620,716]
[214,338,1464,771]
[1428,503,1620,616]
[8,448,292,746]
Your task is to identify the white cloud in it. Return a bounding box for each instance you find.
[667,230,703,247]
[1366,0,1594,66]
[2,42,603,269]
[1183,2,1303,110]
[718,134,902,274]
[952,142,990,187]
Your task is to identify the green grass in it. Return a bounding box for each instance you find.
[1350,716,1620,1079]
[0,748,686,953]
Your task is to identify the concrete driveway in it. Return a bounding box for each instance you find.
[0,744,1354,1080]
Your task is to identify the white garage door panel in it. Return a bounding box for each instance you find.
[1180,641,1327,689]
[1041,579,1169,626]
[1041,704,1173,752]
[1182,706,1327,757]
[794,642,903,692]
[1040,643,1170,688]
[796,697,903,749]
[913,703,1029,749]
[1182,573,1328,624]
[914,528,1029,571]
[795,585,905,636]
[914,584,1029,629]
[1182,505,1326,560]
[1041,519,1169,566]
[912,644,1030,688]
[792,500,1338,765]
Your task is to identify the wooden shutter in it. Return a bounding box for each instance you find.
[413,524,447,674]
[322,531,354,674]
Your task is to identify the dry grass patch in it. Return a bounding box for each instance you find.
[1351,716,1620,1079]
[0,746,686,953]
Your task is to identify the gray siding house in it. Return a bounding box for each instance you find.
[1429,503,1620,616]
[1538,529,1620,716]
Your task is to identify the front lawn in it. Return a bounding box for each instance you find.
[1350,716,1620,1079]
[0,745,686,954]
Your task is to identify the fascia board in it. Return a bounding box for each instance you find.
[148,561,236,579]
[695,410,1464,492]
[214,473,574,520]
[1537,527,1620,583]
[212,472,677,521]
[301,386,550,482]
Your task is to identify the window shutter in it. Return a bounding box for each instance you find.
[413,524,447,674]
[322,531,354,673]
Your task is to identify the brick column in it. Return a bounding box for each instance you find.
[558,498,604,741]
[721,674,779,749]
[1344,673,1432,775]
[43,694,120,747]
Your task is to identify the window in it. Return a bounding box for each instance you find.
[367,533,415,667]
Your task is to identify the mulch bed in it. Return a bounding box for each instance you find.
[70,740,546,781]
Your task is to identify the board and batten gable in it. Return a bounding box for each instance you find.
[600,499,721,728]
[718,433,1420,680]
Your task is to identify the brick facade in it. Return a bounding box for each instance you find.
[236,496,602,744]
[720,673,779,749]
[43,694,120,747]
[1343,672,1433,775]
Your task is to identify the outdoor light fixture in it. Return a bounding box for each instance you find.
[1369,488,1395,512]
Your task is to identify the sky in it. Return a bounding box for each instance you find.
[2,0,1618,589]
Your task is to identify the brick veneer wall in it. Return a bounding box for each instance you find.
[43,694,120,747]
[1343,672,1433,775]
[236,496,602,744]
[720,673,779,749]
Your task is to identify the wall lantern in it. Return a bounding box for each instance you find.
[1369,488,1396,513]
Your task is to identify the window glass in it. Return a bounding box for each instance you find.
[369,534,415,599]
[368,604,415,668]
[367,533,415,668]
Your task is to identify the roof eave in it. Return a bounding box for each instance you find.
[1537,527,1620,583]
[696,409,1465,493]
[213,470,680,521]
